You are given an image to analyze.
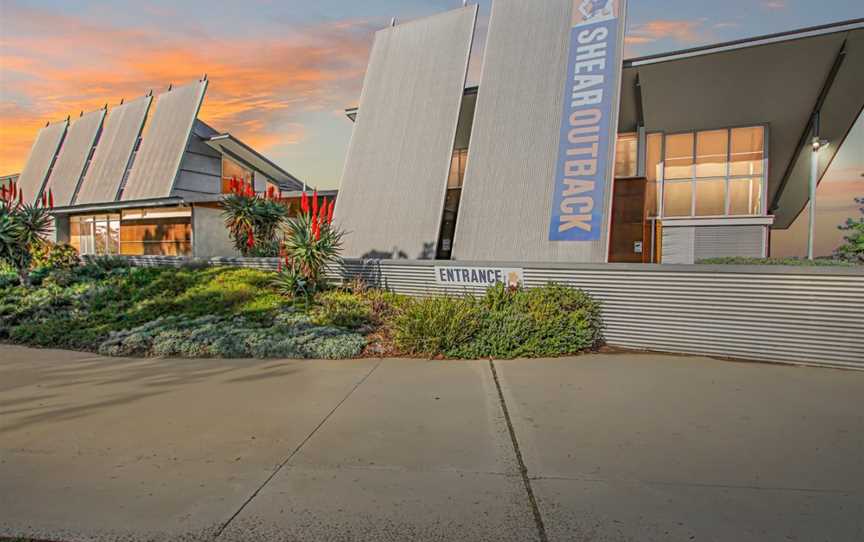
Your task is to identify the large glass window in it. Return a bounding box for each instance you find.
[70,215,121,255]
[645,133,663,218]
[120,207,192,256]
[662,126,765,218]
[615,133,639,178]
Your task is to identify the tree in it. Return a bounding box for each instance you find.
[0,179,55,285]
[221,178,289,257]
[834,196,864,263]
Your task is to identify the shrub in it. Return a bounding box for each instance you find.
[98,312,366,359]
[698,257,855,266]
[390,284,603,359]
[31,243,79,271]
[392,295,482,356]
[311,290,373,329]
[449,284,603,359]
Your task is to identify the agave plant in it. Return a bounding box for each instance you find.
[0,178,55,286]
[221,177,289,256]
[275,191,343,300]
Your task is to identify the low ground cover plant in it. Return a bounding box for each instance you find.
[0,262,603,360]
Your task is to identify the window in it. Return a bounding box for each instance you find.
[662,126,765,218]
[615,133,639,178]
[645,133,662,218]
[70,214,121,255]
[447,148,468,189]
[120,207,192,256]
[222,157,254,193]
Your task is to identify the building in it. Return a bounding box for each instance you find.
[5,78,306,259]
[335,3,864,264]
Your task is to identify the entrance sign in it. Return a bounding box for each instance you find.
[435,266,524,288]
[549,0,628,242]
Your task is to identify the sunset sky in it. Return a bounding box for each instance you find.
[1,0,862,199]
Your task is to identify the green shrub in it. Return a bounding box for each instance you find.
[449,284,603,359]
[98,312,365,359]
[389,284,603,359]
[392,295,482,355]
[31,243,79,271]
[698,257,856,266]
[311,290,373,329]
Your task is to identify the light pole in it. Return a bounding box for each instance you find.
[808,136,829,261]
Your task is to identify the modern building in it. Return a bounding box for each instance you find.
[5,78,306,259]
[335,2,864,264]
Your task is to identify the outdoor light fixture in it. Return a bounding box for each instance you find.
[807,136,830,260]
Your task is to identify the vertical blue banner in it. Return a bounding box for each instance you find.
[549,0,627,242]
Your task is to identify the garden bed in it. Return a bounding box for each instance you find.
[0,260,604,360]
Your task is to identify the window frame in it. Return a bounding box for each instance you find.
[657,124,769,219]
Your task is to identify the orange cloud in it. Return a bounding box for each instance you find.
[627,19,707,46]
[0,4,378,174]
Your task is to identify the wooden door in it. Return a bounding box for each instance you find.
[609,178,648,263]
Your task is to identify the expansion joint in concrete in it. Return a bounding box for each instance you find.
[212,359,383,539]
[489,360,549,542]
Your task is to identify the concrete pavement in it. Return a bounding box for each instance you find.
[1,345,862,541]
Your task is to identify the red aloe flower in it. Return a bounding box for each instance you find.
[48,188,54,209]
[18,188,24,205]
[327,200,335,225]
[301,191,309,214]
[312,190,319,216]
[246,229,255,249]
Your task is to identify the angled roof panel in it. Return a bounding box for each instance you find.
[772,28,864,228]
[121,80,208,202]
[44,109,106,207]
[75,95,153,205]
[334,6,478,259]
[16,121,68,203]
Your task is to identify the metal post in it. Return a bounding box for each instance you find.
[807,139,818,260]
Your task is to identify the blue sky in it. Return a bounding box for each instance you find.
[1,0,862,189]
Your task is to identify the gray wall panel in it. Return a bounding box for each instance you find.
[334,7,477,259]
[46,109,105,206]
[122,81,207,202]
[76,96,152,205]
[662,227,696,264]
[453,0,609,263]
[17,121,68,203]
[694,226,766,260]
[192,205,238,259]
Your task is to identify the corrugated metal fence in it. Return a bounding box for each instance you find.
[118,256,864,369]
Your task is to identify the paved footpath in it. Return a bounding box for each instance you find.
[1,345,862,541]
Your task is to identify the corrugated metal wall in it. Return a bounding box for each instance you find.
[115,256,863,369]
[453,0,609,263]
[76,95,152,205]
[45,109,106,207]
[121,81,208,202]
[326,259,863,368]
[694,225,765,260]
[333,7,477,260]
[662,227,696,264]
[16,121,68,203]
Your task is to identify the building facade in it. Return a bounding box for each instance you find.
[6,79,306,259]
[336,2,864,264]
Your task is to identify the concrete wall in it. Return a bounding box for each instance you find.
[333,7,477,260]
[192,204,238,259]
